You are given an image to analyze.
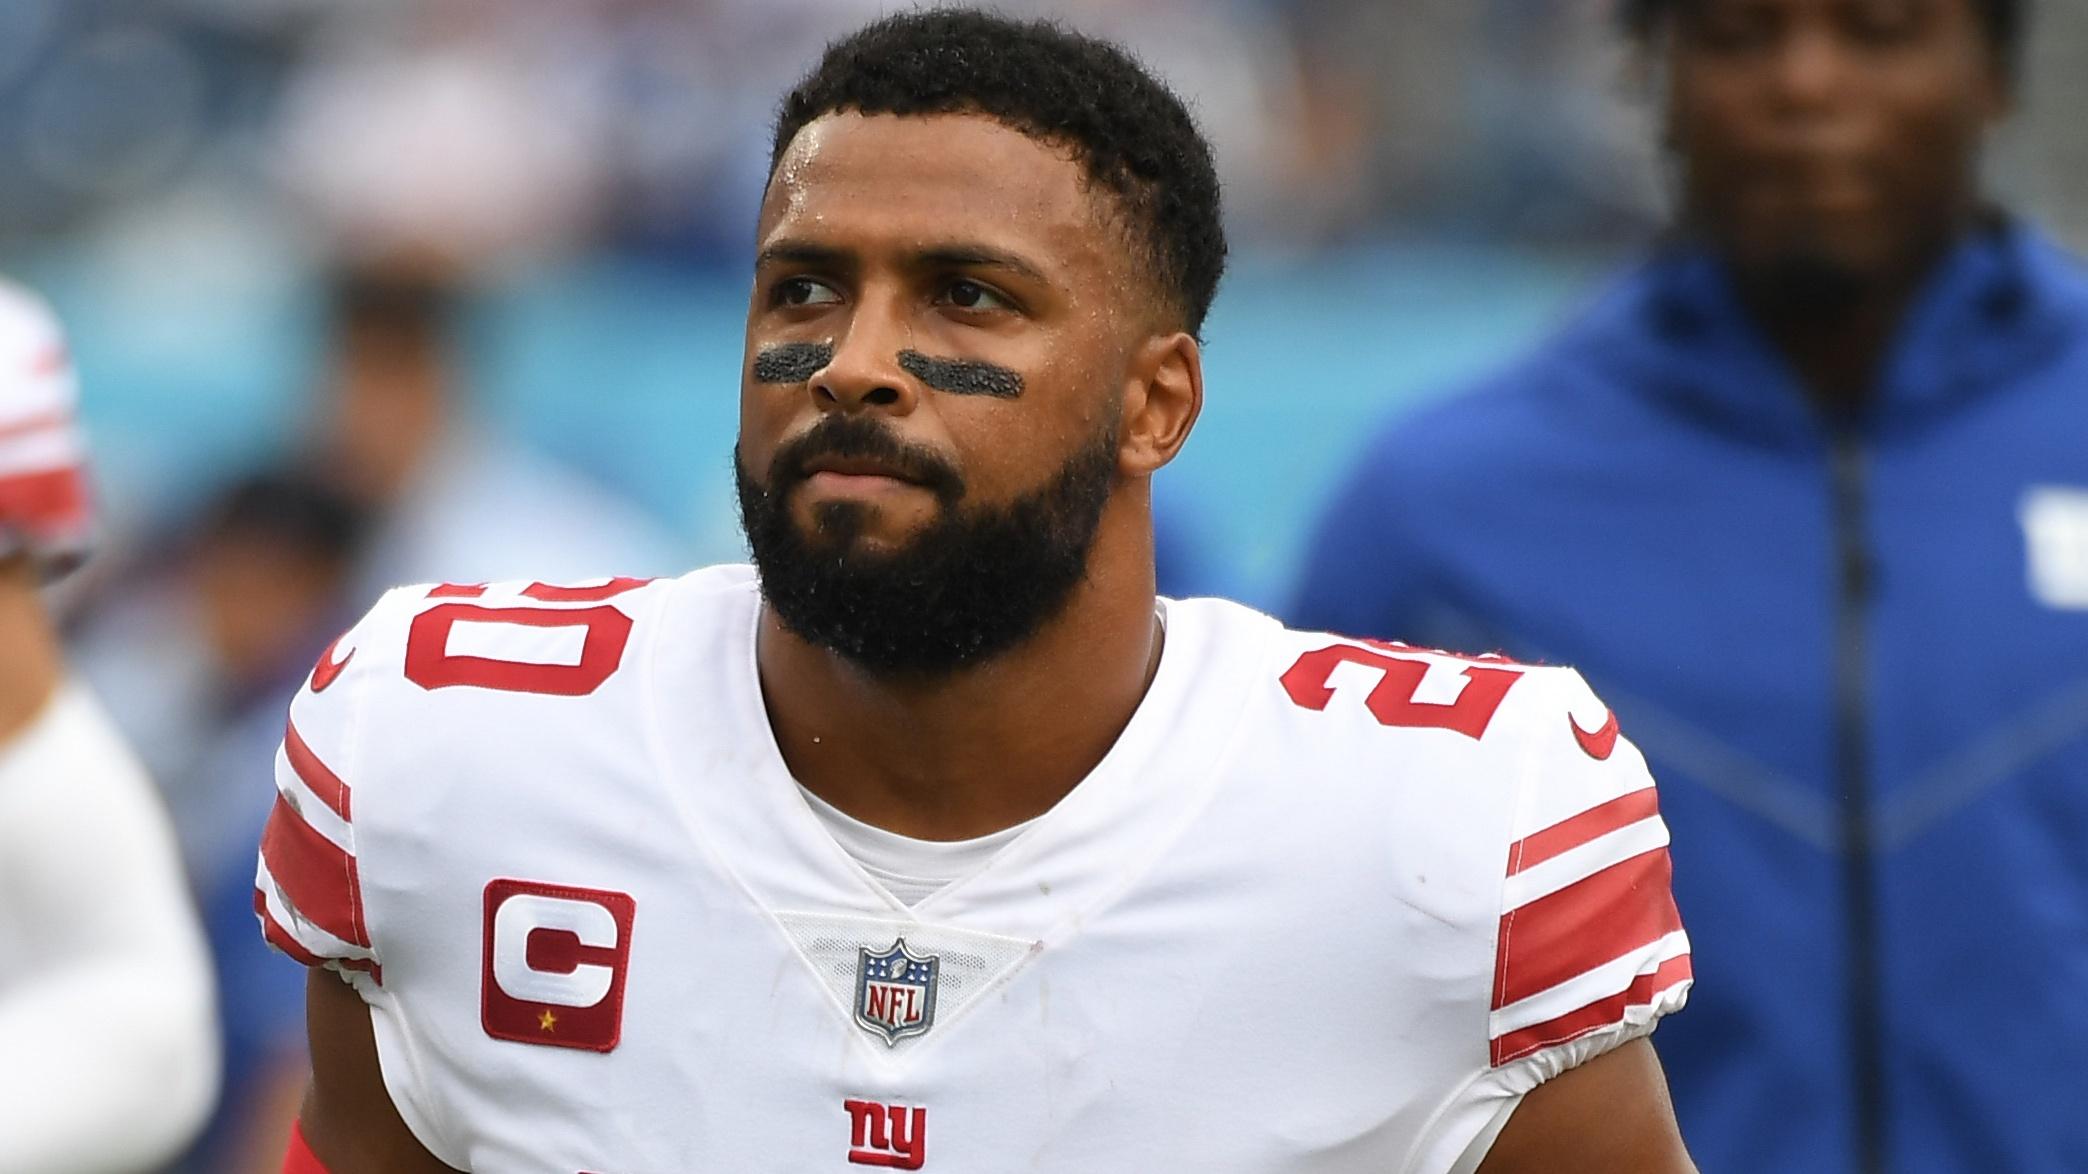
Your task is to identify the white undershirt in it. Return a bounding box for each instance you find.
[798,784,1038,906]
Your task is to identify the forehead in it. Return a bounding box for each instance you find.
[760,112,1114,274]
[1677,0,1972,25]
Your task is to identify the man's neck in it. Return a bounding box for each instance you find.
[1751,290,1910,418]
[0,558,63,745]
[1731,221,1979,418]
[756,530,1163,843]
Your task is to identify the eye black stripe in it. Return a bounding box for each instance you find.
[898,351,1025,398]
[753,344,1024,399]
[753,343,834,384]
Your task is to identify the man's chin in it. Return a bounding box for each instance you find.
[1723,229,1881,317]
[797,535,927,569]
[1723,213,1902,291]
[795,503,939,560]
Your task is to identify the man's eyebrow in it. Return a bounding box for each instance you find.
[914,245,1050,284]
[754,240,1052,284]
[755,241,852,270]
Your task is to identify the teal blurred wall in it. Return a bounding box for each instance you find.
[29,240,1603,609]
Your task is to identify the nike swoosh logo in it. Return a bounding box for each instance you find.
[311,635,355,693]
[1570,709,1620,761]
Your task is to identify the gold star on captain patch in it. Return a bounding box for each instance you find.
[538,1009,557,1032]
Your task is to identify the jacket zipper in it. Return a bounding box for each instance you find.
[1830,433,1885,1174]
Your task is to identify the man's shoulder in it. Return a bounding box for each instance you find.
[1321,308,1642,540]
[1229,620,1688,1080]
[1378,271,1651,438]
[257,565,754,984]
[1079,598,1568,805]
[1242,619,1656,857]
[1215,611,1614,796]
[287,565,752,760]
[1202,614,1665,925]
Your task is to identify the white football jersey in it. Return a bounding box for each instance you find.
[257,566,1689,1173]
[0,280,91,571]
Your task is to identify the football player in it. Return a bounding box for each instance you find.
[267,12,1696,1172]
[0,280,220,1171]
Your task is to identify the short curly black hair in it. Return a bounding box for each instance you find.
[1621,0,2028,76]
[769,9,1226,338]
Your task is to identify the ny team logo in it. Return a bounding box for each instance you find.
[482,879,636,1052]
[844,1098,927,1169]
[853,938,939,1045]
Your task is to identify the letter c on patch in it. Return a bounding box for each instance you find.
[481,879,636,1052]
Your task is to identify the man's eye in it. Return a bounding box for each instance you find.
[1845,2,1923,45]
[775,278,842,307]
[941,280,1013,312]
[1686,5,1777,51]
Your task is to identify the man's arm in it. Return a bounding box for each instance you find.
[1475,1038,1696,1174]
[298,970,459,1172]
[0,557,221,1173]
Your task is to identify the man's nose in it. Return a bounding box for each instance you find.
[1765,26,1855,116]
[811,296,919,415]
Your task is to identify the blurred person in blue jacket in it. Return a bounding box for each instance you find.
[1291,1,2082,1172]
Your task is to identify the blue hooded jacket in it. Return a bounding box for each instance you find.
[1290,224,2088,1174]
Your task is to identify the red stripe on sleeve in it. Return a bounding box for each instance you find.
[0,467,88,536]
[283,1121,333,1173]
[1492,846,1683,1010]
[284,718,351,821]
[255,887,381,982]
[254,887,327,968]
[259,796,369,948]
[0,409,69,443]
[1506,787,1661,876]
[1490,952,1694,1066]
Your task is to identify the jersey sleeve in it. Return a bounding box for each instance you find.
[253,588,414,992]
[0,281,92,574]
[0,684,220,1170]
[1406,664,1692,1173]
[1483,666,1691,1089]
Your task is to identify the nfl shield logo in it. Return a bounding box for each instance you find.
[854,938,939,1046]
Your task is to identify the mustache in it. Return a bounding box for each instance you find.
[752,343,1025,398]
[765,414,966,502]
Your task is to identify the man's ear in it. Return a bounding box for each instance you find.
[1116,332,1202,478]
[1981,53,2016,124]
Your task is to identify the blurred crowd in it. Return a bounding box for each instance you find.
[6,0,2088,261]
[0,0,1662,264]
[7,0,2088,1170]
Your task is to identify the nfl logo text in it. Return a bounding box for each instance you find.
[853,938,939,1046]
[844,1098,926,1170]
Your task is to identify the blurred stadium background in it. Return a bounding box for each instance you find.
[12,0,2084,610]
[7,0,2088,1168]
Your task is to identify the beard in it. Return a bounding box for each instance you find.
[736,414,1118,679]
[1736,247,1874,320]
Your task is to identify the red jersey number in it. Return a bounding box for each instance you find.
[1281,644,1522,740]
[424,577,655,603]
[405,603,634,696]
